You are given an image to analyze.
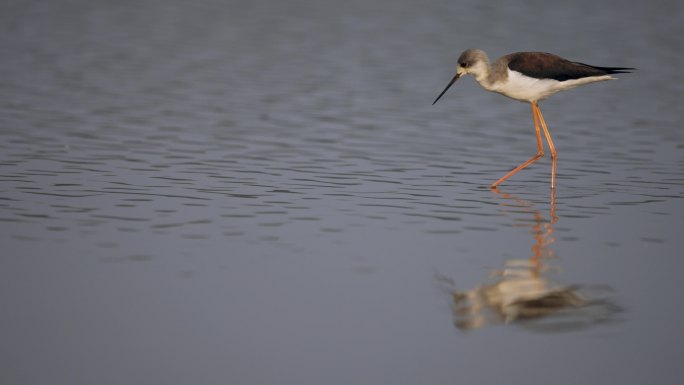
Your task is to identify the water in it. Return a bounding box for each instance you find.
[1,0,683,384]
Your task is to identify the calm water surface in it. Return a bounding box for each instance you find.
[1,0,683,384]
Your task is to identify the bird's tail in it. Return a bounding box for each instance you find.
[587,65,635,74]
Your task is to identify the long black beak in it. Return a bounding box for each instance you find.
[432,73,461,105]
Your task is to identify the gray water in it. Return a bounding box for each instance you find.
[2,0,683,384]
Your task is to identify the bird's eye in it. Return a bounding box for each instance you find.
[459,61,468,68]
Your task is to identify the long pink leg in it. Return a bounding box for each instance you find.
[490,102,545,188]
[535,102,557,189]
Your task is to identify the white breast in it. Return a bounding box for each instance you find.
[486,69,614,102]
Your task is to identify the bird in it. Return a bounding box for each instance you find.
[432,49,633,189]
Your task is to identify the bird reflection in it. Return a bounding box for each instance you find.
[443,189,620,331]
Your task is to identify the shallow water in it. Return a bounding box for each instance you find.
[2,0,684,384]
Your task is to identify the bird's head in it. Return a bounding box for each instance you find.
[433,49,490,105]
[457,49,489,76]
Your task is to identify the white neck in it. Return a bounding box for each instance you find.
[469,62,495,91]
[474,70,496,91]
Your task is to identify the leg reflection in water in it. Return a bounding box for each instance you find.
[441,189,621,332]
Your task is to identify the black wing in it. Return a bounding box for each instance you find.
[507,52,634,81]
